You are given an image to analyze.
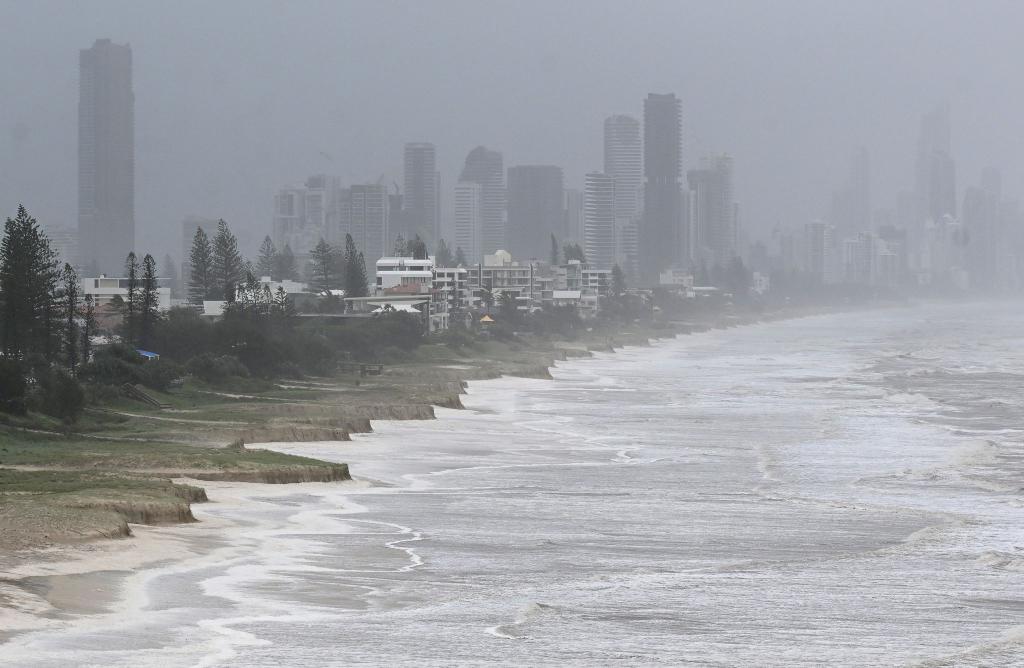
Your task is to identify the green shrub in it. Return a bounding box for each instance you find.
[33,368,85,423]
[138,359,185,391]
[80,348,143,387]
[186,354,250,383]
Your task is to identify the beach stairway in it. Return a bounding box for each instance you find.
[122,383,171,409]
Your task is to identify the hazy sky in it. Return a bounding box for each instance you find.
[2,0,1024,257]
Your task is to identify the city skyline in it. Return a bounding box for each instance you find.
[4,2,1024,261]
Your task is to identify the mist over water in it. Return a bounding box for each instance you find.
[5,303,1024,666]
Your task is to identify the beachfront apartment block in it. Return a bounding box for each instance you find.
[464,250,611,315]
[82,275,173,311]
[373,256,469,332]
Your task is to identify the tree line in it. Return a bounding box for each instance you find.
[189,223,370,305]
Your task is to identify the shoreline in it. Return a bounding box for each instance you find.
[0,300,908,649]
[3,300,1023,664]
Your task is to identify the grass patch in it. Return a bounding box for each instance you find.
[0,429,346,476]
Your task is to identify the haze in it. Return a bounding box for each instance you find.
[2,0,1024,255]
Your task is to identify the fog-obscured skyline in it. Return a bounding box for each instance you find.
[3,0,1024,255]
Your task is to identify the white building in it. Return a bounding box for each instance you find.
[460,250,612,316]
[751,271,770,295]
[604,114,642,278]
[375,256,434,293]
[82,276,173,311]
[659,268,695,288]
[467,250,541,311]
[453,181,483,264]
[433,266,470,311]
[374,256,461,332]
[584,172,616,270]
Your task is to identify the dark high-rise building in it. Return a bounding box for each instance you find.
[459,147,505,256]
[402,142,440,246]
[641,93,683,283]
[78,38,134,274]
[506,165,563,261]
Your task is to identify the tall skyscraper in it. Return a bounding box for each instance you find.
[459,147,505,255]
[453,182,483,263]
[688,154,736,268]
[506,165,564,261]
[604,115,643,223]
[340,184,389,275]
[563,188,585,246]
[78,38,134,274]
[915,104,956,226]
[831,147,871,237]
[804,221,837,284]
[402,143,440,246]
[963,168,1002,290]
[584,172,616,269]
[641,93,683,283]
[604,114,642,277]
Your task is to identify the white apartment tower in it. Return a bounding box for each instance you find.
[584,172,617,270]
[453,182,483,264]
[604,114,643,278]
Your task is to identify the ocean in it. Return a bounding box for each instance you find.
[4,301,1024,666]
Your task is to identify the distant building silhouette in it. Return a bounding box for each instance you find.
[507,165,564,262]
[403,143,440,245]
[459,147,505,255]
[584,172,616,269]
[915,104,956,225]
[641,93,683,284]
[78,38,134,274]
[341,184,389,275]
[831,147,871,237]
[272,175,343,254]
[688,154,736,269]
[563,188,584,247]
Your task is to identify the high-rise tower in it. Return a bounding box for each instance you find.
[584,172,616,270]
[453,182,483,263]
[402,143,440,246]
[507,165,564,261]
[459,147,505,256]
[915,104,956,225]
[604,114,642,277]
[641,93,683,283]
[78,38,134,274]
[688,154,736,268]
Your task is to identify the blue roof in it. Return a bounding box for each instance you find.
[136,350,160,358]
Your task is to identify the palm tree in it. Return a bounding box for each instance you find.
[478,287,495,312]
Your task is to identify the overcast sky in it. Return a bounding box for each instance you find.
[2,0,1024,257]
